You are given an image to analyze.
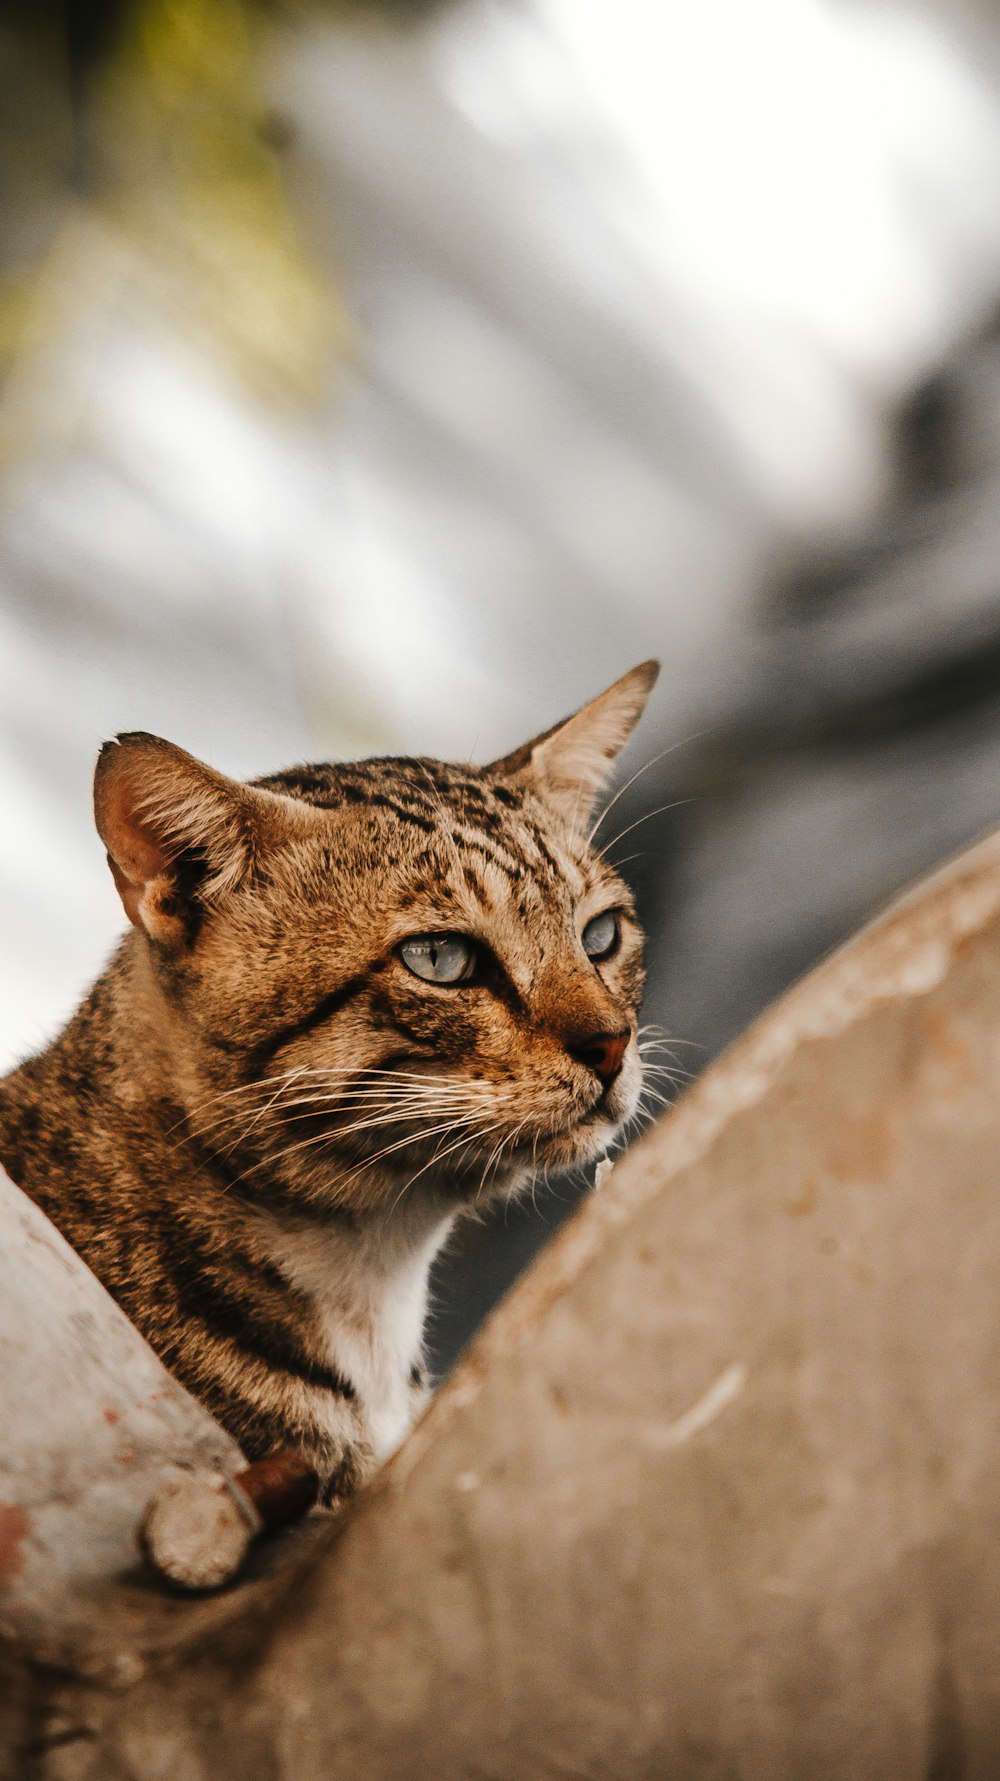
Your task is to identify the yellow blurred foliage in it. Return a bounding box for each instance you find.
[0,0,350,412]
[100,0,350,399]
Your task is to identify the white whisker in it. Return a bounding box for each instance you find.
[587,732,706,848]
[594,799,694,862]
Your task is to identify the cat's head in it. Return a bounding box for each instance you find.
[94,662,658,1215]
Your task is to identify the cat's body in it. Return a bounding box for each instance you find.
[0,665,657,1499]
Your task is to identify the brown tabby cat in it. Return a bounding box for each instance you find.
[0,662,657,1500]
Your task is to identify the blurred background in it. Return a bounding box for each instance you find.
[4,0,1000,1370]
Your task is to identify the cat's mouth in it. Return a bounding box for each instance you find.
[537,1106,621,1163]
[503,1078,638,1171]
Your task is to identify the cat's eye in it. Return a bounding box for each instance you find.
[398,934,478,985]
[581,910,620,961]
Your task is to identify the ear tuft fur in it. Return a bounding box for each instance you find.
[94,734,260,946]
[489,660,659,831]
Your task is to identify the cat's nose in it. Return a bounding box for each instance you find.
[568,1028,630,1084]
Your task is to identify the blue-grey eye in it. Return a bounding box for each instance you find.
[582,910,619,961]
[399,934,477,985]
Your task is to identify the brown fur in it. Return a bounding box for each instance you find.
[0,664,658,1497]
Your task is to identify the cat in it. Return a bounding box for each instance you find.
[0,662,658,1501]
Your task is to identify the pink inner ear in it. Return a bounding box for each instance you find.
[101,776,187,941]
[94,732,258,945]
[102,768,173,894]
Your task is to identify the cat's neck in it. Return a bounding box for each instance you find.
[264,1197,455,1462]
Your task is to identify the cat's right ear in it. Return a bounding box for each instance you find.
[94,733,283,948]
[488,660,660,830]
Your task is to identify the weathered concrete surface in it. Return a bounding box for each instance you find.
[0,1175,332,1774]
[0,1170,243,1656]
[9,830,1000,1775]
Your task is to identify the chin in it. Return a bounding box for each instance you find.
[432,1073,643,1205]
[536,1118,619,1171]
[532,1069,641,1169]
[446,1119,619,1209]
[530,1094,635,1172]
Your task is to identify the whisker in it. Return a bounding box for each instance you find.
[226,1068,319,1152]
[342,1123,485,1217]
[475,1123,519,1204]
[390,1117,510,1213]
[267,1081,500,1115]
[163,1066,313,1140]
[222,1108,490,1195]
[587,732,707,848]
[176,1069,506,1150]
[253,1086,499,1128]
[639,1060,690,1080]
[175,1062,511,1139]
[594,798,694,862]
[635,1088,673,1114]
[637,1028,704,1050]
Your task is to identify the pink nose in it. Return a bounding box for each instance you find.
[569,1029,630,1084]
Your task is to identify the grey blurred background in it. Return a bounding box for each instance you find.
[4,0,1000,1371]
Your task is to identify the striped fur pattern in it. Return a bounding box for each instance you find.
[0,664,658,1497]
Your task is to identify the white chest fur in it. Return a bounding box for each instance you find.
[268,1203,455,1464]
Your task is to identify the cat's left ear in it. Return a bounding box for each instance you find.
[488,660,659,828]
